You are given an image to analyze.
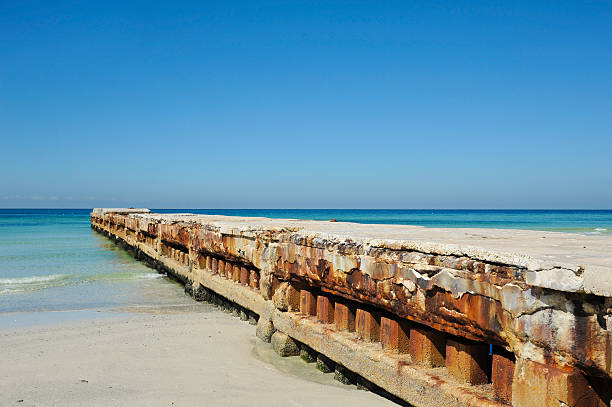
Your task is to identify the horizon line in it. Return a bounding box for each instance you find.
[2,208,612,211]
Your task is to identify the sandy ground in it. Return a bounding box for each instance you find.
[0,303,395,407]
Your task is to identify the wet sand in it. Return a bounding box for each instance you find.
[0,303,395,407]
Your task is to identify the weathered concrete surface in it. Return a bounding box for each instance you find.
[91,209,612,407]
[272,310,502,407]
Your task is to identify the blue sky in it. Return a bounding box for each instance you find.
[1,1,611,208]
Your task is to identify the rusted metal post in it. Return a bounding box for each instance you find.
[409,325,446,367]
[249,270,259,289]
[300,290,317,316]
[491,348,515,404]
[239,266,249,285]
[446,338,490,385]
[218,259,225,278]
[334,302,355,332]
[381,317,410,353]
[231,263,239,282]
[316,295,334,324]
[356,309,380,342]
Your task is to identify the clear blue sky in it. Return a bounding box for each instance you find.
[1,1,611,209]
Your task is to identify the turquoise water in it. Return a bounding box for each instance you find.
[1,209,611,316]
[0,209,189,316]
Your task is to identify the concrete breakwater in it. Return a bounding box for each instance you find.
[90,208,612,407]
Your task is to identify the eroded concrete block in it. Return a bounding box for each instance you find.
[272,282,300,312]
[300,345,317,363]
[256,318,276,343]
[512,358,609,407]
[271,331,300,357]
[334,365,355,385]
[316,354,335,373]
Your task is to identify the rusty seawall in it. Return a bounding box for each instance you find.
[90,208,612,407]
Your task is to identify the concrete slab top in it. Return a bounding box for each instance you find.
[93,209,612,297]
[91,208,150,215]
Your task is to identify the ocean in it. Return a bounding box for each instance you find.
[1,209,611,320]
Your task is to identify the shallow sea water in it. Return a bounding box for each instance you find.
[0,209,195,318]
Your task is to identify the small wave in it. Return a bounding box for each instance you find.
[0,287,24,294]
[85,272,163,282]
[584,227,611,235]
[139,273,164,279]
[0,274,70,285]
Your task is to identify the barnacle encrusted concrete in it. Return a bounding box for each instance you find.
[90,209,612,407]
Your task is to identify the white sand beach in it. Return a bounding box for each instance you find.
[0,303,395,407]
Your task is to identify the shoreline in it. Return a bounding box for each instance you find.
[0,302,395,407]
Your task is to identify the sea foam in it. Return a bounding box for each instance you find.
[0,274,70,285]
